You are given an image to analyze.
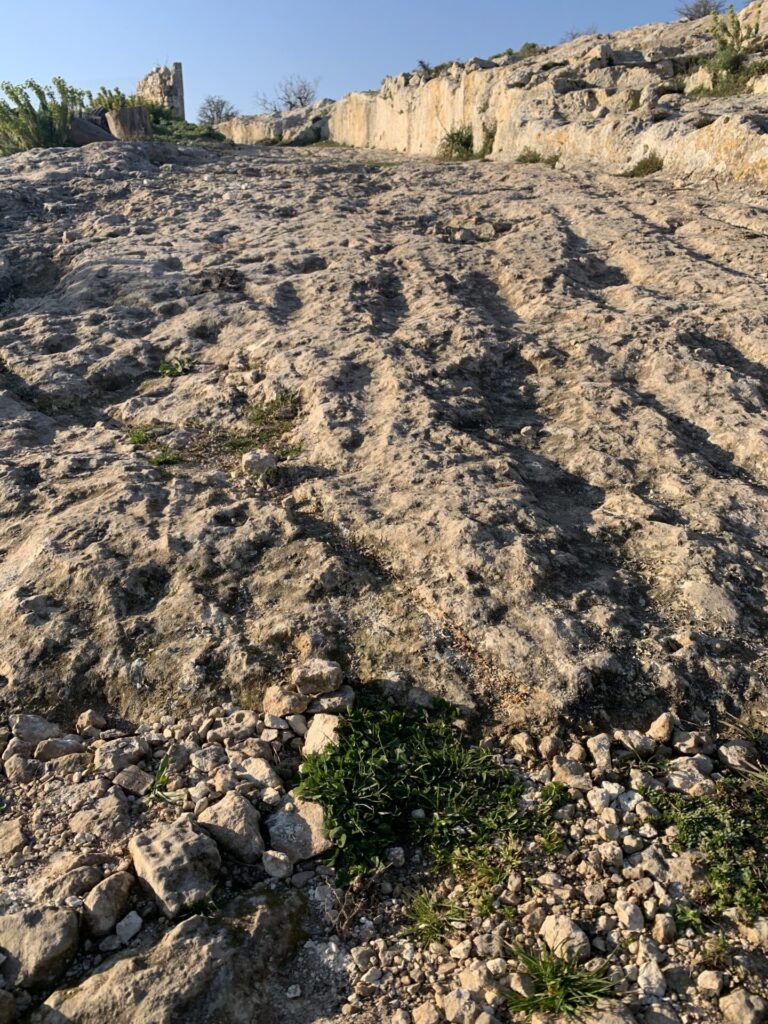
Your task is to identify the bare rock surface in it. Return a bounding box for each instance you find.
[0,139,766,731]
[0,907,79,988]
[40,891,304,1023]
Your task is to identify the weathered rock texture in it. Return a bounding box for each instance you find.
[137,62,184,120]
[219,3,768,188]
[40,892,304,1023]
[219,100,333,145]
[0,134,766,728]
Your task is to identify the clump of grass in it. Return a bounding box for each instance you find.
[147,754,183,804]
[149,447,182,467]
[506,947,617,1018]
[297,696,567,883]
[646,775,768,917]
[516,147,559,167]
[158,356,196,378]
[623,152,664,178]
[491,42,547,61]
[438,126,475,162]
[405,890,468,944]
[128,426,153,446]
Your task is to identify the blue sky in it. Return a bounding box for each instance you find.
[3,0,691,121]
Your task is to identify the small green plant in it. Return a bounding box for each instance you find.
[673,903,706,934]
[158,356,196,378]
[404,890,468,944]
[438,126,475,162]
[85,86,139,112]
[128,426,153,446]
[147,754,183,803]
[648,775,768,917]
[492,42,547,61]
[0,78,87,156]
[623,152,664,177]
[708,4,758,75]
[297,696,569,883]
[506,946,617,1018]
[516,147,559,167]
[149,447,182,467]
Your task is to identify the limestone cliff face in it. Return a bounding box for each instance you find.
[219,2,768,187]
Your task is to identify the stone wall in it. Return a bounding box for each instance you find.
[136,63,185,120]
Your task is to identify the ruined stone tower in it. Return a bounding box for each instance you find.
[136,62,185,120]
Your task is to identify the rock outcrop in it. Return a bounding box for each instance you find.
[219,3,768,188]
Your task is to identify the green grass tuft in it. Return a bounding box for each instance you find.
[516,147,559,167]
[623,152,664,178]
[438,126,475,162]
[158,356,196,378]
[506,947,617,1018]
[128,426,153,446]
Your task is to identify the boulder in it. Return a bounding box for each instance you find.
[68,117,116,146]
[719,989,768,1024]
[198,791,265,863]
[105,106,153,140]
[70,791,130,843]
[129,816,221,917]
[0,908,79,989]
[262,685,309,716]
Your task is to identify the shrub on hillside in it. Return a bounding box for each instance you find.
[198,95,239,125]
[0,78,87,155]
[677,0,725,19]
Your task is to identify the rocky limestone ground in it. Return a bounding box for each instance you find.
[0,141,767,727]
[0,129,767,1023]
[1,674,768,1024]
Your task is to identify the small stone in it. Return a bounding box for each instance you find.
[647,713,675,744]
[34,735,85,760]
[83,871,134,937]
[615,901,644,932]
[303,714,340,756]
[265,796,332,862]
[112,764,155,796]
[286,714,307,735]
[242,449,276,475]
[442,988,478,1024]
[262,849,293,879]
[718,739,758,770]
[697,970,725,998]
[0,817,25,857]
[291,658,343,697]
[586,734,613,772]
[262,685,309,717]
[651,913,676,945]
[286,984,302,999]
[115,911,143,944]
[9,714,61,745]
[198,791,265,864]
[638,959,667,999]
[76,710,106,732]
[539,914,591,962]
[412,1003,441,1024]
